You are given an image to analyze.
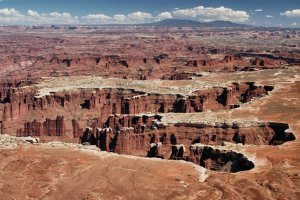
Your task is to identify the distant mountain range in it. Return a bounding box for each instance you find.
[139,19,253,28]
[31,19,299,30]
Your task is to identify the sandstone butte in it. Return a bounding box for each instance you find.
[0,26,299,199]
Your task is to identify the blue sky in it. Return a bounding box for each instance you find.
[0,0,299,27]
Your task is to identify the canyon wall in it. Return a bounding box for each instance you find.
[0,82,272,137]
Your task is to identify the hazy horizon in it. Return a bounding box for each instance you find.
[0,0,299,27]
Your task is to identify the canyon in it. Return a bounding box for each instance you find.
[0,26,299,199]
[0,77,282,172]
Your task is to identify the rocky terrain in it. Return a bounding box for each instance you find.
[0,26,299,199]
[0,26,299,82]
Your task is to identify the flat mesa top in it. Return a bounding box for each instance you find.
[33,67,300,98]
[33,76,225,98]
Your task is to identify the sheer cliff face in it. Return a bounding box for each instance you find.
[0,82,271,137]
[81,114,293,172]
